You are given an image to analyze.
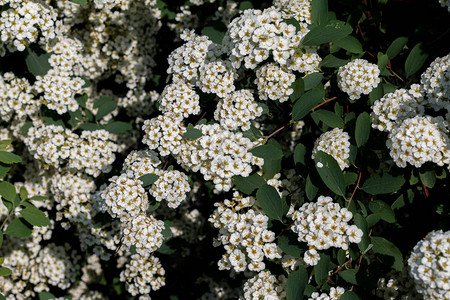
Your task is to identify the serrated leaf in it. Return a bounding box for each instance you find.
[293,144,307,165]
[0,181,16,202]
[0,267,11,276]
[278,233,304,258]
[4,218,33,238]
[290,78,305,102]
[312,109,344,128]
[182,127,203,139]
[104,121,132,134]
[386,37,408,60]
[302,20,352,46]
[314,253,330,285]
[19,207,50,227]
[251,145,283,160]
[355,112,371,147]
[314,151,346,196]
[286,266,307,300]
[25,47,51,77]
[292,85,324,121]
[320,54,349,68]
[233,173,266,195]
[371,236,403,271]
[405,43,429,77]
[256,184,285,221]
[311,0,328,25]
[353,213,370,252]
[139,174,160,188]
[361,173,405,195]
[303,72,323,90]
[0,151,21,164]
[334,36,363,53]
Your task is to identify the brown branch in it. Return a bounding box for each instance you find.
[311,97,338,112]
[347,168,363,209]
[324,259,351,286]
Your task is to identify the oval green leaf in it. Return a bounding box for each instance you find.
[0,151,21,164]
[256,184,284,221]
[361,173,405,195]
[233,173,266,195]
[312,109,344,128]
[334,36,363,53]
[405,43,429,77]
[251,145,283,160]
[302,21,352,46]
[386,37,408,60]
[355,112,371,147]
[19,207,50,227]
[286,266,308,300]
[314,151,346,196]
[4,218,33,238]
[0,181,16,202]
[292,85,324,121]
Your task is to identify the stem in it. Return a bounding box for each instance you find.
[311,97,337,112]
[194,111,208,126]
[251,122,289,149]
[323,259,351,286]
[0,206,16,231]
[347,168,363,209]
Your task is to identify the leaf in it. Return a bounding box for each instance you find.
[0,151,21,164]
[405,43,429,77]
[293,144,307,165]
[290,78,305,102]
[305,174,319,200]
[28,196,48,201]
[67,109,83,128]
[242,125,263,141]
[368,84,384,105]
[302,20,353,46]
[79,123,103,131]
[386,37,408,60]
[38,292,56,300]
[4,218,33,238]
[334,36,363,53]
[311,0,328,25]
[339,291,361,300]
[201,21,227,44]
[314,253,330,285]
[162,220,173,239]
[25,47,51,77]
[251,145,283,160]
[303,72,323,90]
[277,232,304,258]
[0,267,11,276]
[182,126,203,139]
[285,18,301,32]
[68,0,88,4]
[377,53,389,74]
[19,187,28,201]
[0,181,16,202]
[361,173,405,195]
[96,100,117,121]
[233,173,266,195]
[239,1,253,11]
[256,184,285,221]
[311,109,344,128]
[320,54,349,68]
[355,112,371,147]
[286,266,307,300]
[340,269,358,285]
[353,213,370,252]
[369,200,395,223]
[292,85,324,121]
[419,169,436,188]
[75,94,88,109]
[19,207,50,227]
[371,236,403,271]
[104,121,132,134]
[344,172,358,187]
[0,140,11,152]
[139,174,160,188]
[314,151,346,196]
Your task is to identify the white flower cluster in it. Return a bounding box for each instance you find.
[214,89,263,131]
[150,170,191,208]
[122,214,165,256]
[177,124,264,192]
[209,192,282,272]
[438,0,450,12]
[93,0,121,9]
[0,73,38,121]
[373,269,421,300]
[122,149,162,178]
[308,287,346,300]
[337,58,381,100]
[420,53,450,110]
[273,0,312,24]
[198,59,237,97]
[312,128,351,170]
[0,0,61,53]
[291,196,363,266]
[120,253,166,296]
[159,81,201,120]
[408,230,450,299]
[142,114,186,156]
[241,271,287,300]
[255,63,295,102]
[46,36,84,75]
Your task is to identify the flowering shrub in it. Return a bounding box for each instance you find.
[0,0,449,299]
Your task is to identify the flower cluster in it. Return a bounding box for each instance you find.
[122,214,165,256]
[408,230,450,299]
[337,58,380,100]
[142,115,186,156]
[312,128,351,170]
[420,53,450,110]
[373,269,420,300]
[159,81,201,120]
[149,170,191,208]
[255,63,296,102]
[0,73,38,122]
[241,271,287,300]
[291,196,363,265]
[273,0,312,24]
[198,59,237,97]
[308,287,346,300]
[209,192,282,272]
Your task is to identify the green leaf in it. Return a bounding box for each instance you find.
[371,236,403,271]
[68,0,88,4]
[302,20,352,46]
[0,181,16,202]
[277,232,304,258]
[201,21,227,44]
[0,267,11,276]
[386,37,408,60]
[314,253,330,285]
[314,151,346,196]
[28,196,48,201]
[286,266,307,300]
[339,291,361,300]
[147,201,160,212]
[290,78,305,102]
[0,140,11,152]
[256,184,285,221]
[233,173,266,195]
[368,84,384,105]
[75,94,88,109]
[96,100,117,121]
[311,0,328,25]
[340,269,358,285]
[303,72,323,90]
[292,85,324,121]
[25,47,51,77]
[4,218,33,238]
[19,186,28,201]
[355,112,371,147]
[293,144,307,165]
[377,53,389,74]
[369,200,395,223]
[79,123,103,131]
[182,126,203,139]
[361,173,405,195]
[139,174,160,188]
[104,121,132,134]
[19,207,50,227]
[239,1,253,11]
[285,18,301,32]
[353,213,370,252]
[419,169,436,188]
[162,220,173,239]
[344,172,358,187]
[251,145,283,160]
[305,174,319,200]
[311,109,344,128]
[38,292,56,300]
[67,109,83,128]
[262,158,282,180]
[334,36,363,53]
[0,151,21,164]
[242,125,263,141]
[320,54,349,68]
[404,43,429,77]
